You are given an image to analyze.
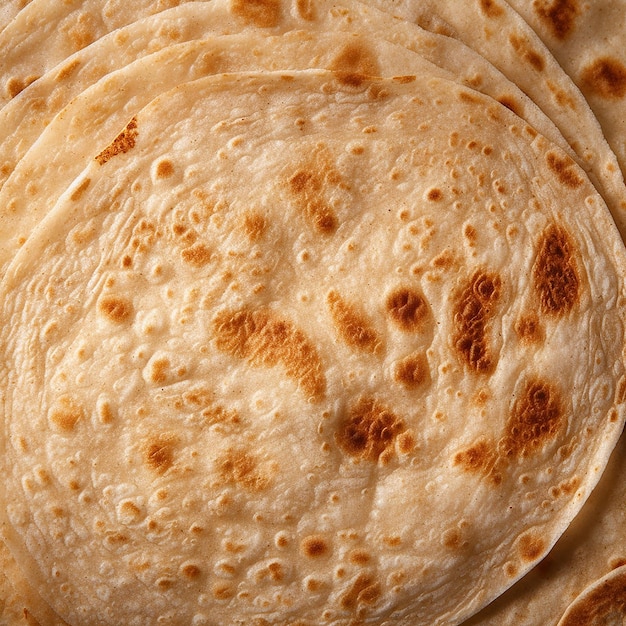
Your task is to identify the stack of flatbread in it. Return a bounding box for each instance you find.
[1,1,626,624]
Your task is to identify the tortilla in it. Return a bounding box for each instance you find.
[1,68,625,625]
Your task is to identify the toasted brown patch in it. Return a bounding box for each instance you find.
[501,378,564,458]
[70,177,91,202]
[479,0,504,18]
[514,313,544,344]
[144,433,178,474]
[329,40,380,88]
[99,295,133,323]
[517,532,545,562]
[6,74,39,99]
[340,573,381,611]
[454,439,501,484]
[426,187,444,202]
[155,159,174,178]
[497,95,520,115]
[581,56,626,100]
[213,308,326,400]
[336,396,406,463]
[295,0,315,20]
[181,242,213,267]
[217,448,271,491]
[560,568,626,626]
[533,223,580,315]
[327,290,381,353]
[301,535,330,558]
[452,270,501,373]
[243,210,267,242]
[180,563,202,580]
[386,287,429,332]
[394,352,429,389]
[546,152,584,188]
[49,397,85,432]
[509,34,545,72]
[95,117,138,165]
[230,0,280,27]
[289,162,339,235]
[62,11,97,51]
[55,58,81,82]
[533,0,581,40]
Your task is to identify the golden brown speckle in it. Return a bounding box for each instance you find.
[213,308,326,400]
[386,287,429,332]
[144,433,178,474]
[533,223,580,315]
[230,0,280,27]
[546,152,584,188]
[98,295,133,323]
[336,396,406,463]
[327,290,381,353]
[301,535,330,558]
[581,56,626,100]
[95,117,138,165]
[452,270,501,373]
[49,397,84,432]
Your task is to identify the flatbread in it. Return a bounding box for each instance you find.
[1,69,625,625]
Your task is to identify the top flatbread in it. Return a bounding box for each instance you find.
[1,69,625,625]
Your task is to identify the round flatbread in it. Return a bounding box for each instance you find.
[1,69,625,626]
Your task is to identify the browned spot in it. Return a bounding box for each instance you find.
[144,433,178,474]
[49,396,84,432]
[581,57,626,100]
[452,270,501,373]
[155,159,174,178]
[181,564,202,580]
[393,75,416,84]
[289,166,339,234]
[533,0,581,40]
[497,95,520,115]
[515,312,544,344]
[231,0,280,27]
[479,0,504,18]
[349,550,371,566]
[500,378,564,458]
[394,352,429,389]
[327,290,380,353]
[217,448,271,491]
[243,210,267,242]
[70,177,91,202]
[99,295,133,323]
[336,396,406,463]
[296,0,315,21]
[560,568,626,626]
[533,223,580,315]
[212,582,234,599]
[6,75,39,99]
[517,532,545,562]
[62,11,96,51]
[426,187,444,202]
[509,35,545,72]
[546,152,584,188]
[454,439,501,484]
[397,430,416,455]
[55,59,81,82]
[301,535,329,558]
[120,501,141,517]
[181,242,212,267]
[149,358,170,384]
[386,287,428,332]
[340,573,381,611]
[95,117,138,165]
[329,40,380,88]
[213,308,326,400]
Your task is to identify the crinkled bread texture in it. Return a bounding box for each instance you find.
[1,70,626,626]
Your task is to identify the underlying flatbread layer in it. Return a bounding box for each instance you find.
[1,70,625,626]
